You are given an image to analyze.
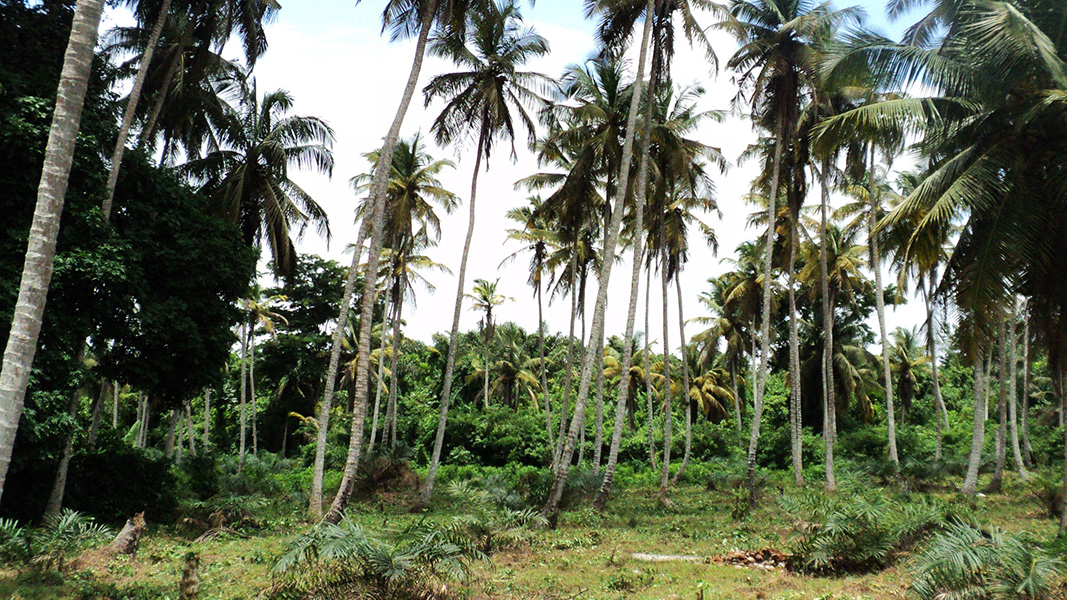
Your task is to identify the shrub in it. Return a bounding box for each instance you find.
[780,489,954,573]
[270,518,484,600]
[446,480,546,553]
[911,523,1064,600]
[30,510,110,572]
[1028,469,1062,520]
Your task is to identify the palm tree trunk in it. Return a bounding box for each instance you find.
[45,386,81,518]
[388,289,404,449]
[136,30,190,152]
[554,267,578,468]
[369,319,387,456]
[731,367,741,433]
[1059,371,1067,533]
[203,387,210,448]
[416,133,484,510]
[962,352,986,495]
[745,120,786,506]
[102,0,172,220]
[657,239,673,502]
[483,329,491,410]
[186,402,196,458]
[986,352,994,423]
[165,407,178,457]
[314,2,436,522]
[113,382,119,429]
[250,327,257,456]
[671,277,692,485]
[870,192,900,474]
[1008,306,1027,478]
[818,162,836,491]
[238,322,248,471]
[1022,311,1033,467]
[989,318,1009,492]
[551,0,655,522]
[593,332,605,475]
[787,216,803,486]
[644,264,656,470]
[537,281,553,445]
[0,0,105,502]
[926,278,946,461]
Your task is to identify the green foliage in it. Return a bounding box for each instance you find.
[0,518,31,565]
[446,480,546,553]
[780,488,957,573]
[1027,469,1063,520]
[911,523,1064,600]
[270,518,484,599]
[27,510,110,572]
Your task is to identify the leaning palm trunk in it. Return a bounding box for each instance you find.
[554,267,579,468]
[818,162,836,491]
[671,277,692,485]
[537,281,553,444]
[0,0,105,502]
[1007,307,1027,478]
[136,28,191,151]
[926,278,947,461]
[787,217,803,486]
[657,240,673,501]
[238,322,248,470]
[102,0,172,219]
[388,291,404,449]
[745,120,785,506]
[416,131,485,510]
[310,3,435,520]
[643,266,656,469]
[870,195,899,473]
[592,333,605,474]
[988,319,1009,492]
[962,353,987,495]
[548,0,654,522]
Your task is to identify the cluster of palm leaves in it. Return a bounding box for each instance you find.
[0,510,110,572]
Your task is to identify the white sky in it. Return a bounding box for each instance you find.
[106,0,928,352]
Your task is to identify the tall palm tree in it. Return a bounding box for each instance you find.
[181,80,335,278]
[315,0,474,523]
[465,278,512,408]
[501,199,559,444]
[0,0,106,501]
[716,0,860,504]
[417,0,550,508]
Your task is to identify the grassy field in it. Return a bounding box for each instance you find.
[1,472,1060,600]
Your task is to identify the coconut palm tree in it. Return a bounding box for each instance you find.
[465,278,513,408]
[417,0,551,508]
[0,0,106,501]
[716,0,861,504]
[181,80,334,278]
[316,0,475,523]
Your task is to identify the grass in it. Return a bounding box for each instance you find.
[0,472,1060,600]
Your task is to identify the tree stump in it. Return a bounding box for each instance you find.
[179,552,200,600]
[107,512,145,558]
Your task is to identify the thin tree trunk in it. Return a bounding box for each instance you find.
[657,236,673,502]
[0,0,105,502]
[483,329,491,410]
[1022,311,1033,467]
[369,318,387,457]
[102,0,172,219]
[988,319,1009,493]
[388,289,403,449]
[986,352,993,423]
[86,381,107,449]
[250,327,257,456]
[175,407,184,464]
[45,387,81,518]
[644,264,656,470]
[962,353,986,495]
[731,367,741,433]
[868,163,899,473]
[593,332,605,475]
[926,278,946,461]
[745,120,786,506]
[135,393,145,448]
[238,322,248,470]
[554,267,578,468]
[316,2,436,522]
[1060,375,1067,533]
[415,133,484,510]
[555,0,655,521]
[818,162,836,491]
[538,282,553,445]
[787,216,803,486]
[1007,305,1027,478]
[165,407,178,458]
[136,30,189,152]
[113,381,119,429]
[203,388,210,448]
[671,277,692,485]
[186,402,196,458]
